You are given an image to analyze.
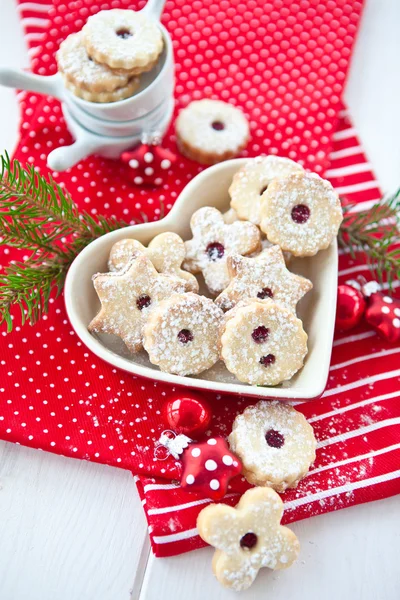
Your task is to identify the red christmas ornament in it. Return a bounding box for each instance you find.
[365,292,400,344]
[163,392,212,437]
[121,143,177,186]
[181,437,242,501]
[335,284,366,331]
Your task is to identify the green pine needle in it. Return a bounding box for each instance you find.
[338,189,400,289]
[0,153,129,331]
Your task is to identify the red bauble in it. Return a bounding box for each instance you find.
[365,292,400,344]
[121,143,177,186]
[181,437,242,501]
[335,284,366,331]
[162,392,212,437]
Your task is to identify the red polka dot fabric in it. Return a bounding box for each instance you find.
[3,0,400,558]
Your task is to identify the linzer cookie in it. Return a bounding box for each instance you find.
[108,233,199,292]
[143,293,223,375]
[220,299,308,386]
[82,9,163,72]
[62,74,140,103]
[197,487,300,591]
[183,207,261,295]
[229,401,317,491]
[56,32,131,93]
[175,100,249,165]
[88,255,187,353]
[230,156,304,224]
[215,245,312,312]
[260,172,343,256]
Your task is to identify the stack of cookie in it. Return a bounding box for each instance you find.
[88,155,343,386]
[56,9,163,103]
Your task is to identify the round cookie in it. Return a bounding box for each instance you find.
[260,172,343,256]
[220,299,308,386]
[56,32,130,93]
[175,100,249,165]
[229,401,316,491]
[230,156,304,225]
[62,74,139,103]
[143,293,223,376]
[82,9,163,71]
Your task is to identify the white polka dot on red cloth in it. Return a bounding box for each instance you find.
[191,447,201,457]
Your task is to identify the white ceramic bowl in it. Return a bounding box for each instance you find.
[65,159,338,400]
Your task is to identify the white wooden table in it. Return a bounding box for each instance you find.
[1,1,400,599]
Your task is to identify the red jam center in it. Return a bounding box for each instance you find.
[259,354,276,367]
[257,287,273,300]
[291,204,310,224]
[251,325,269,344]
[265,428,285,448]
[177,329,194,344]
[136,295,151,311]
[206,242,225,261]
[211,121,225,131]
[116,29,133,39]
[240,532,258,550]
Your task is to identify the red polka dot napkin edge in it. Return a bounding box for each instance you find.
[5,0,400,559]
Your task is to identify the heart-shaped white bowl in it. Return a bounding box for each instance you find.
[65,159,338,400]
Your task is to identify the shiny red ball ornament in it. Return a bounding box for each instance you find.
[181,437,242,501]
[162,392,212,437]
[335,284,366,331]
[365,292,400,344]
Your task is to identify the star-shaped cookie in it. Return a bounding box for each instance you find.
[88,254,187,353]
[215,245,312,312]
[183,206,261,295]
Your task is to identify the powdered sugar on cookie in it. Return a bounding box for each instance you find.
[260,171,343,256]
[229,401,317,490]
[143,293,223,375]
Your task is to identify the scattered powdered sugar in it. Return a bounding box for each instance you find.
[220,299,308,386]
[176,99,249,156]
[229,155,304,224]
[215,245,312,313]
[260,171,343,256]
[184,206,261,295]
[143,293,224,376]
[229,401,317,491]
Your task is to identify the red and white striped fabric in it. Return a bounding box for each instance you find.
[135,110,400,557]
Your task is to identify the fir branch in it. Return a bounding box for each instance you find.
[338,189,400,289]
[0,153,129,332]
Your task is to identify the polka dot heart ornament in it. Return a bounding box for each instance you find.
[120,143,177,187]
[181,437,242,501]
[365,292,400,344]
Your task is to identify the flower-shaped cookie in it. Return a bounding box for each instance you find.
[229,401,317,490]
[183,207,261,295]
[197,487,300,591]
[220,299,308,386]
[260,172,343,256]
[88,255,187,353]
[108,232,199,292]
[215,245,312,312]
